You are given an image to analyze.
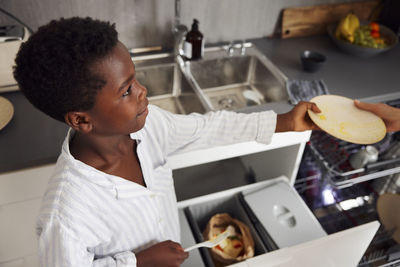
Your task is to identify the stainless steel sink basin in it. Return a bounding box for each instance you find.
[133,54,208,114]
[132,43,288,114]
[180,43,289,111]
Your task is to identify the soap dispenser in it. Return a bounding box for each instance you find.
[184,19,204,60]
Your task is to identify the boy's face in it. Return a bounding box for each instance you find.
[86,41,149,136]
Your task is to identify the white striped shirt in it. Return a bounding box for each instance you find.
[36,105,276,266]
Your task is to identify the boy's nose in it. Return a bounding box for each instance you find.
[138,84,147,101]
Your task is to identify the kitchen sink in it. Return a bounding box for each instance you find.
[133,54,208,114]
[180,43,289,111]
[132,43,289,114]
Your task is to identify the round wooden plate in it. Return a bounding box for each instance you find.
[0,96,14,131]
[377,193,400,243]
[308,95,386,144]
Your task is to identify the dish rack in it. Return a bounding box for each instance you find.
[305,98,400,189]
[307,131,400,189]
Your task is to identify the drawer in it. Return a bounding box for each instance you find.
[0,199,41,264]
[178,176,325,267]
[173,145,305,202]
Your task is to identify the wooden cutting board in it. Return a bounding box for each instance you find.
[281,0,380,39]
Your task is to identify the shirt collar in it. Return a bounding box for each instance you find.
[61,128,152,199]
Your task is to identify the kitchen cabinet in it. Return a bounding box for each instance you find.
[0,163,380,267]
[0,165,52,267]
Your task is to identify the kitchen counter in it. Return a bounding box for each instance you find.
[0,91,68,173]
[1,34,400,173]
[252,35,400,100]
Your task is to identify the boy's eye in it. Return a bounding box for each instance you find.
[122,85,132,97]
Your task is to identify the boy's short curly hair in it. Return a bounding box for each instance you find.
[13,17,118,122]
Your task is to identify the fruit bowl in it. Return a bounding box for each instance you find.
[327,22,398,58]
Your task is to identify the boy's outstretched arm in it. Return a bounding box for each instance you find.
[275,101,321,132]
[354,100,400,132]
[136,240,189,267]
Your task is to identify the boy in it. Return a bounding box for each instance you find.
[14,17,320,266]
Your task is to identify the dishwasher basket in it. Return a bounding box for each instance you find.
[305,98,400,189]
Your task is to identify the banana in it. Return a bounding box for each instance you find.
[335,17,346,39]
[342,14,353,42]
[347,13,360,42]
[335,13,360,43]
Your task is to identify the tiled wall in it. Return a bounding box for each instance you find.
[0,0,361,50]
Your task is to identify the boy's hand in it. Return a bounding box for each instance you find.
[276,101,321,132]
[354,100,400,132]
[136,240,189,267]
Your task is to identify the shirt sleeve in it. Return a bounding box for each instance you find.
[148,105,277,156]
[38,219,137,267]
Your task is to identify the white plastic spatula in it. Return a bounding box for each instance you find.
[308,95,386,144]
[184,230,230,252]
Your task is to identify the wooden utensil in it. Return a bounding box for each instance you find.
[377,193,400,243]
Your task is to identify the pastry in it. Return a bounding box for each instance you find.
[203,213,255,266]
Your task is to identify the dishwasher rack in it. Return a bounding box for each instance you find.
[306,98,400,189]
[308,131,400,189]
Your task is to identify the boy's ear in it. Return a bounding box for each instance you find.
[64,112,93,133]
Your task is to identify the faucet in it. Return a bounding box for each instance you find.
[226,40,247,56]
[173,0,188,56]
[227,41,235,56]
[240,40,247,55]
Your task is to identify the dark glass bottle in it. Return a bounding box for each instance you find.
[184,19,203,60]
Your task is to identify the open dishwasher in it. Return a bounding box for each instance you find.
[295,98,400,267]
